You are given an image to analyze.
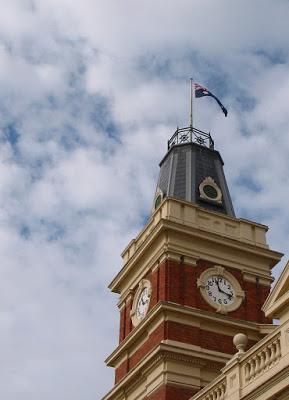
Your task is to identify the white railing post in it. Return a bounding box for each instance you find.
[221,357,242,400]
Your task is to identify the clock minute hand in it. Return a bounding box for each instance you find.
[222,289,233,300]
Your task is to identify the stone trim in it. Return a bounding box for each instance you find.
[110,198,282,295]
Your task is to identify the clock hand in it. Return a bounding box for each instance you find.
[223,291,233,300]
[142,296,150,305]
[216,280,222,292]
[216,280,233,299]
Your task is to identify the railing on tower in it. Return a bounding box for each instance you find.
[168,126,214,150]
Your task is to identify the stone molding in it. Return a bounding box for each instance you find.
[263,259,289,321]
[106,301,267,368]
[102,342,226,400]
[110,198,282,296]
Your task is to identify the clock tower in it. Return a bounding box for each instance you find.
[102,126,282,400]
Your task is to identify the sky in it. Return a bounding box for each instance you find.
[1,1,289,399]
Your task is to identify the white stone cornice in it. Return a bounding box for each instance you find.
[109,199,282,295]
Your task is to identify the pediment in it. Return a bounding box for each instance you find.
[263,260,289,320]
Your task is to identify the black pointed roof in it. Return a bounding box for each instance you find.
[154,127,235,217]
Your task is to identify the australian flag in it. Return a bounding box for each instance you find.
[194,83,228,117]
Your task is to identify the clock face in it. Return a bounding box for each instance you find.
[136,287,151,320]
[205,275,235,306]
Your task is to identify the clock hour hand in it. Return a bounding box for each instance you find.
[141,297,149,305]
[216,280,233,300]
[216,280,222,293]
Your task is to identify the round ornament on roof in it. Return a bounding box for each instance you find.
[153,188,165,211]
[199,176,222,205]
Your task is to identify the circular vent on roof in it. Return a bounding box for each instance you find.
[153,188,165,211]
[154,194,162,209]
[203,184,218,199]
[199,177,222,205]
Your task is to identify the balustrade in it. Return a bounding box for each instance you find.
[202,380,226,400]
[243,335,281,382]
[190,329,287,400]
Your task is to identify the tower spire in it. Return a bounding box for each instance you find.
[155,127,234,217]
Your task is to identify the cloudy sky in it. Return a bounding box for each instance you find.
[1,1,289,399]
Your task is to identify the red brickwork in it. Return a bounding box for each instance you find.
[115,320,257,383]
[146,384,198,400]
[158,258,271,323]
[115,322,165,383]
[129,322,165,370]
[113,257,271,400]
[118,258,271,343]
[158,260,168,301]
[184,263,198,308]
[150,267,159,308]
[125,298,133,336]
[114,358,128,384]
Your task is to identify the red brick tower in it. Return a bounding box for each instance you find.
[102,127,282,400]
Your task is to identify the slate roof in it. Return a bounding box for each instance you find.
[155,142,235,217]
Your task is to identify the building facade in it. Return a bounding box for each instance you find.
[102,127,289,400]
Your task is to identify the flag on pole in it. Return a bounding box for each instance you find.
[194,83,228,117]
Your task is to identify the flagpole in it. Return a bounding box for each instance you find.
[189,78,193,141]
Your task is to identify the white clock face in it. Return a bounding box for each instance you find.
[205,275,235,306]
[136,287,151,320]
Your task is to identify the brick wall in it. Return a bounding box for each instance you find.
[146,384,198,400]
[115,320,257,383]
[118,258,271,342]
